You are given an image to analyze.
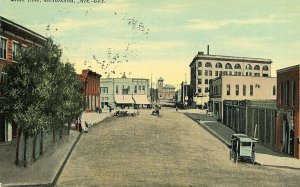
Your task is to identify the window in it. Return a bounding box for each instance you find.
[219,71,223,76]
[128,86,130,92]
[142,86,145,91]
[254,65,260,70]
[209,79,212,84]
[225,63,232,69]
[226,84,230,95]
[291,81,295,106]
[198,88,201,93]
[280,83,284,105]
[262,66,269,71]
[134,85,137,93]
[223,71,228,76]
[205,87,209,93]
[273,85,276,96]
[0,37,7,59]
[234,64,241,69]
[198,61,202,67]
[229,71,232,75]
[215,71,219,76]
[245,64,252,70]
[198,70,202,75]
[100,87,108,93]
[116,85,119,93]
[205,62,212,68]
[254,73,260,77]
[249,72,252,76]
[286,81,290,105]
[139,86,141,91]
[235,85,239,96]
[198,79,202,84]
[250,85,253,96]
[243,85,246,96]
[237,72,242,76]
[12,42,19,62]
[209,70,212,76]
[215,62,222,68]
[205,79,208,84]
[205,70,208,76]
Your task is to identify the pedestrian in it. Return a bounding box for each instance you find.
[109,106,112,113]
[84,122,89,133]
[206,109,208,116]
[176,105,178,112]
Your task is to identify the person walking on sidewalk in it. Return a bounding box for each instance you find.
[84,122,89,133]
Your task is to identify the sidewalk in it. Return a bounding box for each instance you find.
[183,110,300,170]
[0,112,112,187]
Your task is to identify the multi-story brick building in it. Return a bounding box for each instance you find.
[0,17,46,142]
[190,46,272,108]
[276,65,300,159]
[78,69,101,112]
[157,77,176,100]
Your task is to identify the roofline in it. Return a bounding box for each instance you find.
[190,53,272,67]
[277,64,300,74]
[0,16,47,41]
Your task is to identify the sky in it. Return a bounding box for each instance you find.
[1,0,300,87]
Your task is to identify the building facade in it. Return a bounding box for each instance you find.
[209,75,276,121]
[78,69,101,112]
[190,49,272,108]
[157,77,176,100]
[223,100,277,150]
[276,65,300,159]
[0,17,47,142]
[100,74,150,109]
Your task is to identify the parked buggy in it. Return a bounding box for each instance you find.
[229,134,258,164]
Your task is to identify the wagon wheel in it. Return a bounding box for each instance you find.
[250,151,255,164]
[234,152,238,164]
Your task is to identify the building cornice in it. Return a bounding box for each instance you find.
[277,64,300,74]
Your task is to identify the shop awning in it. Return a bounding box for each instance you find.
[115,95,134,104]
[132,95,150,105]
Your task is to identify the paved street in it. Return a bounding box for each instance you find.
[56,109,300,186]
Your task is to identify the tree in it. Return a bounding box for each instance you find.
[0,38,83,166]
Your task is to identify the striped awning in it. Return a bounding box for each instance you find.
[114,95,134,104]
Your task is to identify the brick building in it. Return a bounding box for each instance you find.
[276,65,300,159]
[78,69,101,112]
[0,17,46,142]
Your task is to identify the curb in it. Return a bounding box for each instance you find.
[3,114,113,187]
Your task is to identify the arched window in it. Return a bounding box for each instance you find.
[205,62,212,68]
[263,66,269,71]
[215,62,222,68]
[225,63,232,69]
[234,64,241,69]
[198,61,202,67]
[245,64,252,70]
[254,65,260,70]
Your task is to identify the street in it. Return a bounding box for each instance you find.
[56,109,300,186]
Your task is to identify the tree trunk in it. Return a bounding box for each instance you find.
[68,123,70,135]
[53,129,55,143]
[32,132,38,160]
[15,128,22,165]
[24,133,28,167]
[60,124,63,139]
[40,130,44,156]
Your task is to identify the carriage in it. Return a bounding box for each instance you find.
[229,134,258,164]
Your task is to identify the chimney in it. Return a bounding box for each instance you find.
[207,45,210,55]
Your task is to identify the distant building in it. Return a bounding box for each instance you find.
[78,69,101,112]
[190,46,272,108]
[0,17,47,142]
[157,77,176,100]
[209,75,276,121]
[176,81,192,108]
[276,65,300,159]
[100,73,150,109]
